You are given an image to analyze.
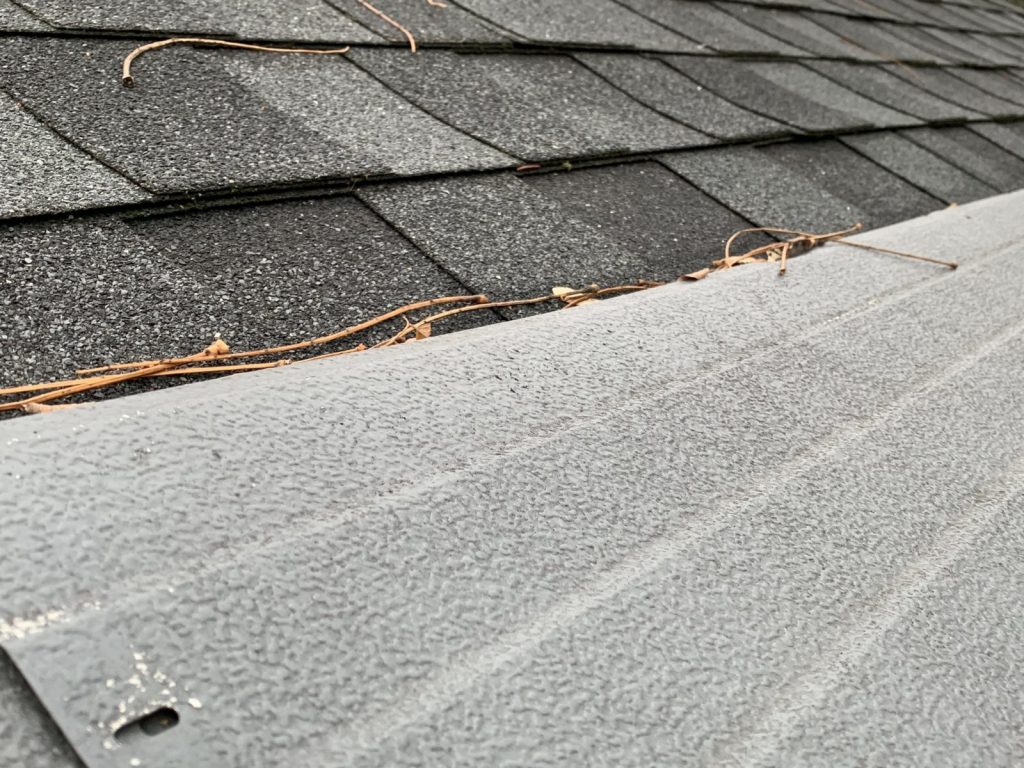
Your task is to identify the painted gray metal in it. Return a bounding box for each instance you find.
[3,191,1024,766]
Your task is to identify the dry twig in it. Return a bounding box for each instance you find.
[721,224,958,275]
[356,0,419,52]
[122,38,351,87]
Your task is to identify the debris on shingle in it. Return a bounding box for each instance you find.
[524,162,768,279]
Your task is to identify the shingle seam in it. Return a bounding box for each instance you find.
[654,56,809,133]
[722,0,1024,34]
[796,9,943,64]
[354,188,505,307]
[788,59,931,124]
[836,133,998,203]
[882,62,1023,115]
[435,0,531,45]
[569,54,771,144]
[603,0,750,55]
[0,83,150,196]
[339,52,526,162]
[945,67,1024,106]
[897,128,1007,190]
[828,132,951,204]
[4,0,53,29]
[899,128,1013,188]
[651,155,769,238]
[805,62,980,126]
[963,119,1024,158]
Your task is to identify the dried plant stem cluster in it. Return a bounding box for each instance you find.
[0,285,657,413]
[2,225,954,414]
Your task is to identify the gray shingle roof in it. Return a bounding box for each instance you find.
[0,1,1022,389]
[5,4,1024,759]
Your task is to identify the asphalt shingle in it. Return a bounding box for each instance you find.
[804,11,943,62]
[806,60,981,122]
[0,38,511,195]
[759,139,944,227]
[524,162,765,278]
[0,197,485,389]
[664,57,916,134]
[350,49,709,161]
[614,0,808,56]
[659,146,867,232]
[876,22,986,65]
[576,53,793,142]
[969,120,1024,158]
[900,125,1024,192]
[447,0,699,50]
[359,169,729,301]
[11,0,383,40]
[0,0,50,30]
[968,32,1024,65]
[327,0,509,44]
[841,131,998,203]
[948,66,1024,107]
[925,26,1016,65]
[884,64,1024,118]
[715,3,880,60]
[0,92,148,219]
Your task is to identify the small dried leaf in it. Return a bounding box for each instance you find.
[414,322,432,340]
[551,286,576,297]
[204,338,230,357]
[682,268,711,281]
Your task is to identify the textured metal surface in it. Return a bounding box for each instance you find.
[3,190,1024,766]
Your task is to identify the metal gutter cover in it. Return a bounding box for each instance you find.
[3,191,1024,766]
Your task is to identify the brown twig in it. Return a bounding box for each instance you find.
[720,223,957,275]
[374,284,658,348]
[356,0,418,52]
[121,38,351,87]
[77,294,487,374]
[0,340,230,413]
[831,240,959,270]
